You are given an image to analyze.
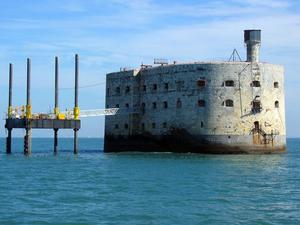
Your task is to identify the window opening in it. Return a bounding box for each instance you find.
[125,86,130,94]
[198,100,206,107]
[224,99,233,107]
[153,84,157,91]
[225,80,234,87]
[197,79,206,87]
[177,99,182,108]
[116,86,121,94]
[163,101,168,108]
[142,85,146,92]
[164,83,169,91]
[152,102,157,109]
[252,81,260,87]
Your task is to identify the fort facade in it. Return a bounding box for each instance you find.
[104,30,286,153]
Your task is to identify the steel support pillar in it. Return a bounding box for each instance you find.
[6,129,12,154]
[7,63,13,154]
[54,128,58,154]
[74,129,78,154]
[24,129,32,155]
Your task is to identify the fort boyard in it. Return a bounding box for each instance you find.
[104,30,286,154]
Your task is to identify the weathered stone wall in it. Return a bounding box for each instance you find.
[104,61,286,152]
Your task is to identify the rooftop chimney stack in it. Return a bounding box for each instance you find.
[244,30,261,63]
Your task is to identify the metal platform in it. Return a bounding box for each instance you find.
[5,55,81,155]
[5,118,81,129]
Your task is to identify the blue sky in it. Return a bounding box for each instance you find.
[0,0,299,137]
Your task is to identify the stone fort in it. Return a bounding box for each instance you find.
[104,30,286,153]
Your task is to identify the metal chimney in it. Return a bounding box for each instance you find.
[244,30,261,62]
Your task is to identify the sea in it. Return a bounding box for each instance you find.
[0,138,299,225]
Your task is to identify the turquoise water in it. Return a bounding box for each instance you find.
[0,138,300,225]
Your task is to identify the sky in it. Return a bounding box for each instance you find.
[0,0,299,138]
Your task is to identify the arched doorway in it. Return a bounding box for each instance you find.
[254,121,259,130]
[253,121,261,144]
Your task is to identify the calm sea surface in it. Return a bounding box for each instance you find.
[0,138,300,225]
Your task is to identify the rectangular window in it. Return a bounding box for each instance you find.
[197,67,206,71]
[198,100,205,107]
[142,85,146,92]
[252,81,260,87]
[116,86,121,94]
[152,123,156,129]
[224,80,234,87]
[125,86,130,94]
[177,99,182,108]
[164,82,169,91]
[252,100,261,113]
[197,80,206,87]
[152,102,157,109]
[163,122,167,128]
[163,101,168,109]
[152,84,157,91]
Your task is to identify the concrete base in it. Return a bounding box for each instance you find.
[104,134,286,154]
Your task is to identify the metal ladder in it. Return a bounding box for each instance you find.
[251,63,262,113]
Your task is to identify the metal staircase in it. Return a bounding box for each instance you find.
[251,127,274,145]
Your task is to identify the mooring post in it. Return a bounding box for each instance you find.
[54,56,59,154]
[74,54,79,154]
[24,58,32,155]
[6,63,13,154]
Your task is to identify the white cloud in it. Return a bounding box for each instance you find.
[232,0,290,8]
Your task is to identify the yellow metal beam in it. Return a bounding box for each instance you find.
[26,105,32,119]
[74,107,80,120]
[54,107,60,117]
[7,106,13,118]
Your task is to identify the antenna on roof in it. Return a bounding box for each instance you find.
[228,49,242,62]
